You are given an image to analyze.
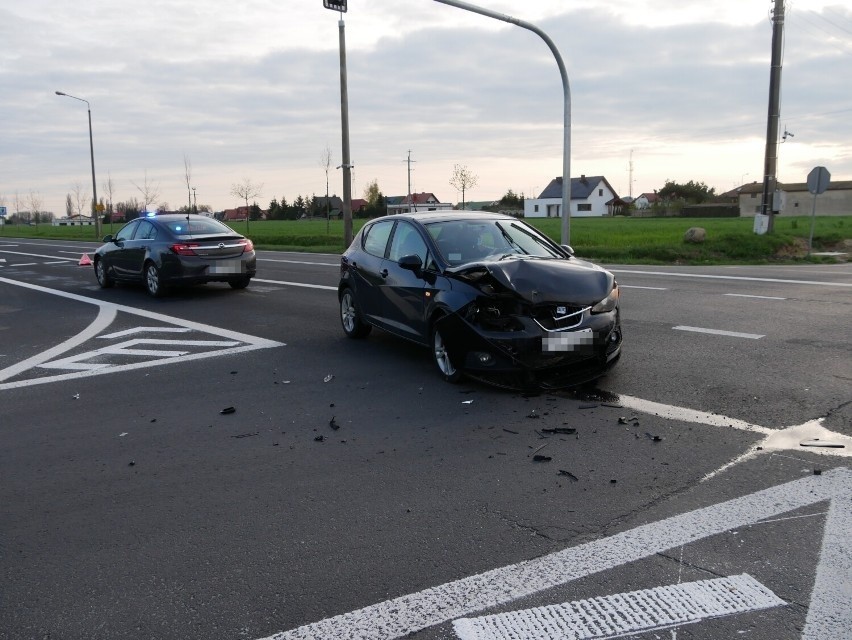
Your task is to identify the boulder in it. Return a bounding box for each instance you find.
[684,227,707,243]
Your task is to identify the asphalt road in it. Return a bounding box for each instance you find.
[1,237,850,640]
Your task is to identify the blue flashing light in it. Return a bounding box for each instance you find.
[175,225,183,232]
[145,211,157,217]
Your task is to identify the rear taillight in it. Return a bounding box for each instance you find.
[241,239,254,253]
[170,243,200,256]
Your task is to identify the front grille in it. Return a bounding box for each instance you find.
[532,304,588,332]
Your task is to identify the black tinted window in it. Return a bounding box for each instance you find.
[363,220,394,258]
[115,220,139,242]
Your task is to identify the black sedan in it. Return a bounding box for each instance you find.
[93,214,256,296]
[338,212,622,389]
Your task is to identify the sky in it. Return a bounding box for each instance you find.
[1,0,851,217]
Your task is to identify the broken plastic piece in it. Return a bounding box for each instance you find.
[462,400,474,405]
[329,417,340,431]
[324,374,334,383]
[800,439,845,449]
[618,417,628,424]
[558,470,579,481]
[542,427,576,435]
[315,435,326,442]
[646,432,663,442]
[220,406,236,415]
[532,454,552,462]
[231,432,259,439]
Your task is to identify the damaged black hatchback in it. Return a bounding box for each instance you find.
[338,212,622,389]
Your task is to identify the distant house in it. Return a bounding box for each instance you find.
[386,192,453,215]
[728,180,852,217]
[524,175,620,218]
[53,214,95,226]
[633,192,661,210]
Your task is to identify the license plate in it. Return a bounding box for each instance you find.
[542,328,594,352]
[209,260,243,274]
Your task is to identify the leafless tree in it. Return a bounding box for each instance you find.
[319,145,332,232]
[230,177,263,233]
[71,182,89,217]
[449,164,479,211]
[183,155,193,213]
[27,191,43,225]
[132,170,161,213]
[102,172,116,230]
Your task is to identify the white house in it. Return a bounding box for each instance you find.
[524,175,621,218]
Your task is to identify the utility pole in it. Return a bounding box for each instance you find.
[761,0,785,233]
[192,187,197,214]
[628,149,634,199]
[404,150,417,212]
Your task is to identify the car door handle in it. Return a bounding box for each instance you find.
[380,269,389,278]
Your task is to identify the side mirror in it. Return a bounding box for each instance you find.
[398,254,423,272]
[561,244,575,256]
[102,234,114,243]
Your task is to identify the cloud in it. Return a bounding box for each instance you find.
[2,1,850,215]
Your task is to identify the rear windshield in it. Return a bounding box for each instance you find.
[163,218,234,237]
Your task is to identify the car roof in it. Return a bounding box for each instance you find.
[379,211,518,224]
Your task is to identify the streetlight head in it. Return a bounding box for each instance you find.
[55,91,65,96]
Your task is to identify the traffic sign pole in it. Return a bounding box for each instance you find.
[806,166,831,257]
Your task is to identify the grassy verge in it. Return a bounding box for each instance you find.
[2,215,848,265]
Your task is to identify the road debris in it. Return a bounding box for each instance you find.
[323,374,334,383]
[542,427,576,435]
[231,432,259,439]
[800,439,845,449]
[73,393,80,400]
[329,416,340,431]
[503,429,519,435]
[119,432,128,437]
[527,410,541,419]
[462,400,474,405]
[646,433,663,442]
[532,454,552,462]
[315,435,326,442]
[220,406,236,415]
[557,470,579,481]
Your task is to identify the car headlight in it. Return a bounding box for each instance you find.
[591,284,619,314]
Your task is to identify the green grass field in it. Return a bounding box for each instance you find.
[2,215,848,265]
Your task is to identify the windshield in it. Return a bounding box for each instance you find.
[425,218,563,266]
[164,218,235,237]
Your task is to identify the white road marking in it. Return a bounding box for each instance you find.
[612,269,852,288]
[0,276,284,390]
[620,285,667,290]
[43,260,70,265]
[254,278,338,291]
[9,262,38,267]
[453,574,785,640]
[617,395,771,435]
[257,469,851,640]
[673,326,765,339]
[0,249,77,261]
[724,293,787,300]
[39,338,241,371]
[99,327,192,339]
[260,258,339,267]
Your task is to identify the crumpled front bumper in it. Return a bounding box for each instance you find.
[436,309,622,388]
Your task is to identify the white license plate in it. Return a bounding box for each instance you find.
[209,260,242,274]
[542,328,594,352]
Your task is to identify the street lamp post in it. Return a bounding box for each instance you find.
[56,91,100,238]
[433,0,572,245]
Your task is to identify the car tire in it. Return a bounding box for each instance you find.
[340,288,372,338]
[431,319,463,383]
[229,276,251,290]
[94,258,114,288]
[144,261,166,298]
